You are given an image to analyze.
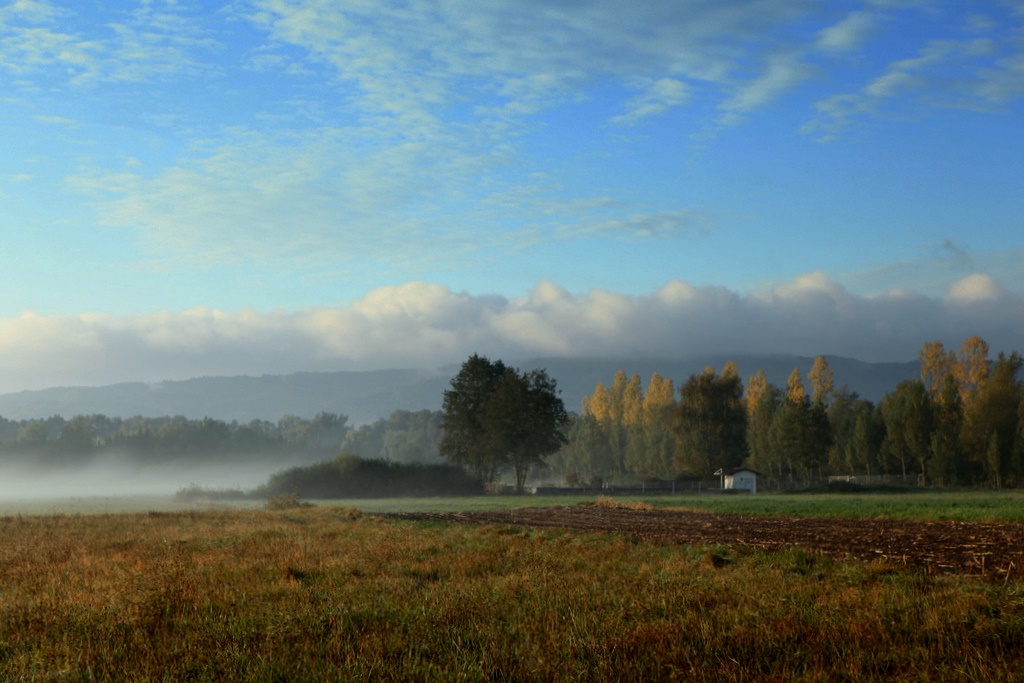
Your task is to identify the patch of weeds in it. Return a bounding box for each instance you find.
[265,493,313,511]
[593,495,653,511]
[699,550,733,570]
[785,548,830,579]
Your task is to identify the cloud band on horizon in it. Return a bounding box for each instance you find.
[0,273,1019,394]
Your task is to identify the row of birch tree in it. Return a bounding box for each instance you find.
[548,336,1024,489]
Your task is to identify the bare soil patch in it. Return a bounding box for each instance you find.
[387,505,1024,581]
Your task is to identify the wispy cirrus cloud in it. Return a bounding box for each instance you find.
[68,123,715,272]
[717,53,815,125]
[804,23,1024,138]
[815,11,877,52]
[0,0,216,85]
[610,78,690,126]
[8,0,1021,296]
[245,0,823,123]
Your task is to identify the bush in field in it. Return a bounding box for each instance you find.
[265,493,313,510]
[174,484,249,503]
[255,453,484,499]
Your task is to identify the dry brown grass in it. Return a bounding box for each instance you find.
[0,507,1023,681]
[593,494,654,510]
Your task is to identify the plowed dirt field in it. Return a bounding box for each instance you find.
[388,505,1024,581]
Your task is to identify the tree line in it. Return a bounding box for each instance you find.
[4,337,1020,492]
[543,336,1023,489]
[0,410,447,467]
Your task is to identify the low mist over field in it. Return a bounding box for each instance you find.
[0,454,286,501]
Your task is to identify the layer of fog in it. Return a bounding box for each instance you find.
[0,272,1021,394]
[0,452,299,501]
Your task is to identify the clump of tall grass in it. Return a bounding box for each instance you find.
[593,494,653,510]
[264,492,313,510]
[174,484,249,503]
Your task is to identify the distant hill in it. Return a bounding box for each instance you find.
[0,355,918,425]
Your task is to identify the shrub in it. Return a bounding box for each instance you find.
[255,454,485,499]
[594,495,653,511]
[265,493,313,510]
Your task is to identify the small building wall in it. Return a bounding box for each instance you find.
[724,470,757,494]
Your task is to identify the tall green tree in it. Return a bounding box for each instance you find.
[929,374,963,486]
[440,354,510,483]
[960,352,1022,489]
[849,400,886,476]
[57,415,97,452]
[673,365,747,477]
[440,355,568,491]
[638,372,677,479]
[881,380,934,482]
[746,381,780,478]
[826,387,860,473]
[483,368,569,492]
[768,368,832,482]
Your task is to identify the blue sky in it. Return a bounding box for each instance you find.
[0,0,1022,391]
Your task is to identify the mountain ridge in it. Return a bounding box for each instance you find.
[0,355,919,425]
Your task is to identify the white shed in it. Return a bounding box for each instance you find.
[723,468,759,494]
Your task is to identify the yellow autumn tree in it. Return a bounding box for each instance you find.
[606,370,628,424]
[786,368,806,404]
[621,373,644,428]
[642,373,676,427]
[918,341,954,399]
[637,372,677,478]
[808,356,834,407]
[953,336,990,405]
[745,370,769,420]
[722,360,740,381]
[583,383,610,425]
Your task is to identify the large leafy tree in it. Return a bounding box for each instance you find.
[673,365,747,477]
[929,374,964,486]
[483,368,569,492]
[960,352,1022,489]
[637,372,677,479]
[746,380,781,478]
[768,368,832,481]
[440,354,510,483]
[440,355,568,491]
[881,379,935,481]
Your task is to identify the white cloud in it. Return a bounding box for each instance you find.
[583,210,717,239]
[33,114,78,127]
[718,53,814,123]
[610,78,690,126]
[68,127,473,267]
[0,273,1021,393]
[0,0,216,85]
[805,29,1023,137]
[68,122,715,269]
[946,273,1007,304]
[246,0,825,121]
[816,11,876,52]
[836,246,1024,299]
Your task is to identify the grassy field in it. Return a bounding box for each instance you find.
[5,487,1024,523]
[292,488,1024,524]
[1,503,1024,680]
[650,489,1024,524]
